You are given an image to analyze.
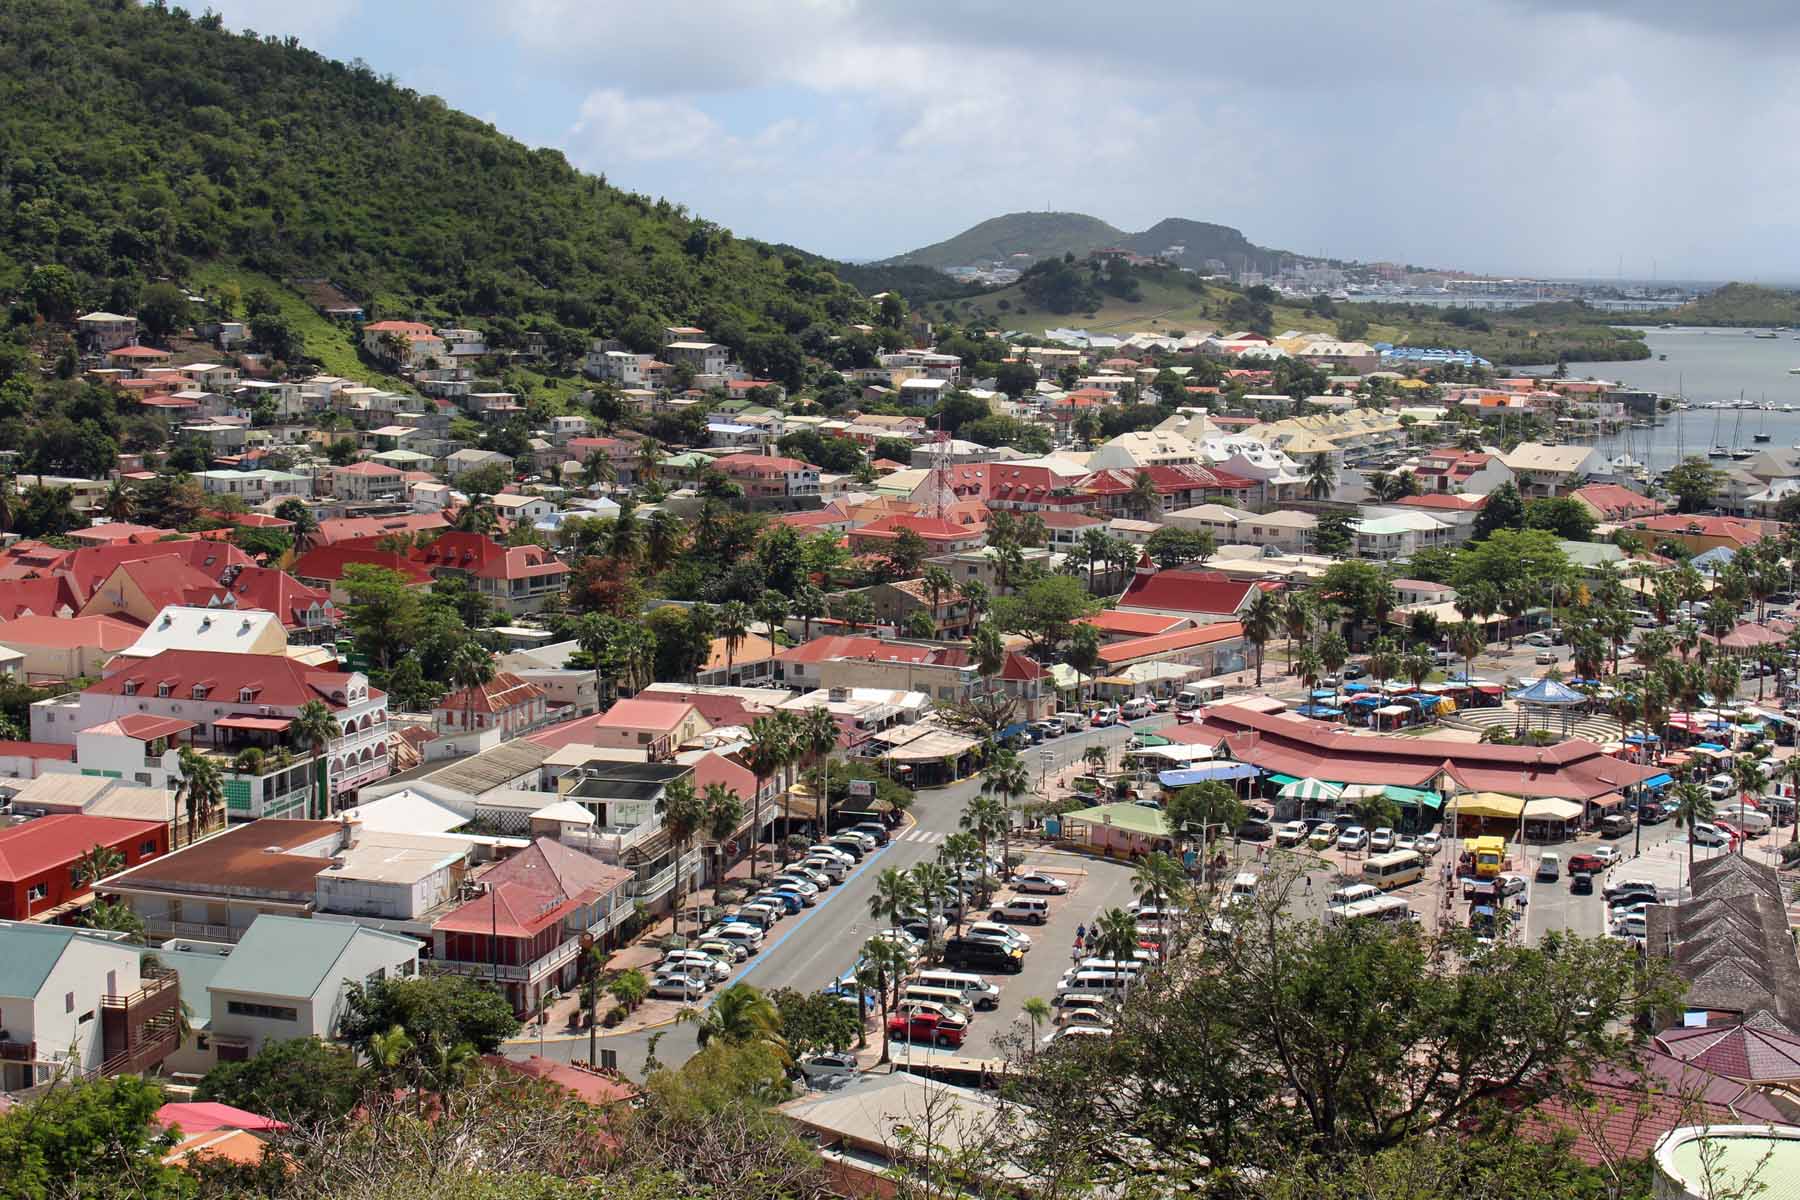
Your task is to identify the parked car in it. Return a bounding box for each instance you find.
[1308,822,1340,850]
[802,856,849,883]
[696,938,748,963]
[1394,833,1418,854]
[990,897,1051,925]
[1012,871,1070,895]
[943,936,1025,974]
[1336,826,1369,852]
[964,921,1033,951]
[849,822,892,847]
[1057,1004,1115,1028]
[1369,827,1395,853]
[797,1050,859,1083]
[662,950,731,981]
[649,969,710,1001]
[1496,872,1529,897]
[770,875,821,899]
[1091,707,1119,727]
[1535,650,1558,665]
[1342,663,1368,680]
[1604,878,1661,903]
[1590,845,1621,866]
[1690,822,1729,847]
[1525,632,1554,648]
[1274,820,1308,847]
[888,1009,967,1048]
[1414,832,1441,856]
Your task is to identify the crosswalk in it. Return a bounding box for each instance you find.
[895,828,946,846]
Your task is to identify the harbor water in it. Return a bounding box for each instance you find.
[1567,326,1800,472]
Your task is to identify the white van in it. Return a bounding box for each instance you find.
[1065,957,1147,978]
[899,987,976,1020]
[1055,711,1087,732]
[991,897,1050,925]
[1719,805,1772,835]
[1226,872,1259,906]
[908,970,1001,1011]
[1055,970,1129,1001]
[1121,697,1155,720]
[1329,883,1382,907]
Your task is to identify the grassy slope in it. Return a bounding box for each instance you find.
[1651,283,1800,327]
[884,211,1125,268]
[191,263,409,388]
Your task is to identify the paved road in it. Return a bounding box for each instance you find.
[509,715,1171,1075]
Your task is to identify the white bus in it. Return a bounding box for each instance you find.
[1360,850,1425,891]
[1326,895,1419,926]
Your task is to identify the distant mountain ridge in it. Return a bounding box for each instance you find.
[882,211,1277,271]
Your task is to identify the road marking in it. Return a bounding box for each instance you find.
[718,839,891,992]
[899,829,945,845]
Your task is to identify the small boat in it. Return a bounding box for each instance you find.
[1754,433,1773,443]
[1733,449,1756,460]
[1708,446,1732,459]
[1756,332,1779,339]
[1789,368,1800,375]
[1658,354,1667,360]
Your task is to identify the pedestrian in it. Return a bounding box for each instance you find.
[1070,943,1081,965]
[1076,922,1087,942]
[1304,874,1312,893]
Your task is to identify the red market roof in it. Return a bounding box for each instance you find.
[1097,621,1245,665]
[1186,703,1658,800]
[435,838,631,938]
[87,714,196,742]
[589,697,698,734]
[1118,567,1261,618]
[1392,493,1489,511]
[0,814,166,883]
[313,512,449,546]
[433,672,544,717]
[292,543,434,586]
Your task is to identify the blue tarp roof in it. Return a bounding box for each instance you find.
[1643,773,1674,789]
[1626,734,1661,744]
[1159,764,1260,787]
[1341,682,1373,694]
[1297,704,1344,718]
[1696,742,1727,751]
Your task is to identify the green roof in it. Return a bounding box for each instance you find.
[1062,802,1170,837]
[1559,540,1624,568]
[0,924,80,999]
[209,915,414,1000]
[157,946,233,1028]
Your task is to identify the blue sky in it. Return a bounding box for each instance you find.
[203,1,1800,279]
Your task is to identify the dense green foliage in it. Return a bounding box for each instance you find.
[1640,282,1800,328]
[0,0,869,385]
[883,209,1270,272]
[195,1036,372,1127]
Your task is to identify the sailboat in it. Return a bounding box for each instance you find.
[1729,405,1756,459]
[1708,404,1730,458]
[1754,404,1773,443]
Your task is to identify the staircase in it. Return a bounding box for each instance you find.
[1445,701,1624,745]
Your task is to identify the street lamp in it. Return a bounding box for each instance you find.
[1039,749,1054,791]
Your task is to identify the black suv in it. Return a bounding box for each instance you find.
[942,937,1023,974]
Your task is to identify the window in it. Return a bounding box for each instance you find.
[240,688,255,702]
[139,840,156,855]
[226,1000,297,1022]
[192,686,208,700]
[123,682,138,696]
[157,684,171,698]
[366,967,386,986]
[29,884,48,902]
[65,991,73,1013]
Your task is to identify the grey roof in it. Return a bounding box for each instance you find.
[568,760,690,805]
[416,741,553,797]
[209,915,414,1001]
[156,944,234,1028]
[1651,856,1800,1029]
[0,923,79,999]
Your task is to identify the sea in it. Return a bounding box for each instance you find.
[1558,326,1800,472]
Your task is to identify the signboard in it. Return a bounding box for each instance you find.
[848,779,875,799]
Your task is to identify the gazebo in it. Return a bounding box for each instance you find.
[1510,676,1587,737]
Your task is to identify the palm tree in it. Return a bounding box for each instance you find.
[957,579,990,624]
[1131,852,1187,913]
[1090,906,1141,963]
[1304,452,1337,501]
[659,778,706,937]
[921,565,955,634]
[869,866,920,937]
[742,717,789,882]
[635,437,663,484]
[909,862,950,951]
[1022,995,1051,1055]
[571,612,616,708]
[175,745,224,844]
[1781,757,1800,848]
[71,843,125,891]
[677,982,788,1058]
[700,781,746,882]
[607,500,642,563]
[1669,779,1716,872]
[1294,646,1324,698]
[1128,470,1160,521]
[1318,632,1349,702]
[102,480,136,522]
[958,795,1008,891]
[1241,589,1278,686]
[1365,637,1400,689]
[369,1023,418,1097]
[290,699,343,821]
[1401,649,1433,696]
[716,600,751,684]
[1282,590,1312,675]
[970,625,1007,688]
[448,641,495,741]
[644,509,682,572]
[1451,620,1485,683]
[938,832,980,934]
[798,705,840,842]
[980,750,1029,878]
[856,938,911,1065]
[793,584,826,643]
[1079,527,1111,593]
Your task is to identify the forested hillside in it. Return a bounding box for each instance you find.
[0,0,868,381]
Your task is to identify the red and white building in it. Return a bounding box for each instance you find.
[709,454,821,499]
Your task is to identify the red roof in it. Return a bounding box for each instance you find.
[292,543,434,586]
[68,524,178,545]
[690,749,756,796]
[0,613,141,652]
[0,814,166,883]
[313,512,448,546]
[435,838,631,938]
[1037,511,1104,530]
[589,697,697,734]
[155,1102,288,1134]
[0,741,74,761]
[1098,621,1245,665]
[88,649,374,712]
[1187,703,1657,800]
[433,672,544,717]
[1118,567,1260,617]
[712,454,813,474]
[1570,483,1663,520]
[334,461,404,477]
[1079,611,1190,638]
[107,345,170,359]
[362,321,433,336]
[209,565,337,630]
[411,532,567,583]
[1625,514,1779,545]
[1392,493,1488,511]
[0,576,81,620]
[102,714,196,742]
[999,650,1048,682]
[776,635,898,666]
[1079,464,1259,497]
[483,1056,637,1105]
[849,514,981,544]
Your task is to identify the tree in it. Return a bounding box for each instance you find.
[70,842,124,892]
[1525,496,1598,542]
[869,865,920,936]
[1242,588,1280,687]
[742,716,790,882]
[659,777,706,938]
[1304,452,1337,501]
[1065,624,1103,706]
[1143,526,1216,570]
[1090,906,1142,963]
[1128,470,1160,520]
[24,264,81,323]
[1312,510,1355,557]
[989,574,1100,657]
[1165,781,1244,863]
[677,983,787,1063]
[196,1036,371,1127]
[0,1075,188,1200]
[768,987,862,1056]
[340,564,424,671]
[174,744,223,845]
[829,590,876,633]
[1472,481,1527,539]
[994,360,1040,399]
[717,599,751,683]
[1005,872,1679,1183]
[1666,455,1725,514]
[291,699,343,821]
[981,749,1030,875]
[137,281,190,341]
[339,974,520,1056]
[855,937,914,1066]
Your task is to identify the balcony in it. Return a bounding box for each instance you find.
[0,1038,34,1062]
[99,967,180,1077]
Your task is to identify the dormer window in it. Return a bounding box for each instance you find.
[123,681,138,696]
[239,688,255,702]
[157,684,171,698]
[192,686,208,701]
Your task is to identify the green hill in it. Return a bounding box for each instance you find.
[1117,218,1264,269]
[1648,283,1800,328]
[882,212,1126,268]
[0,0,869,387]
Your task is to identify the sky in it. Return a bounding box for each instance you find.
[200,1,1800,280]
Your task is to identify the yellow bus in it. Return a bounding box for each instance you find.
[1361,850,1425,891]
[1470,836,1508,879]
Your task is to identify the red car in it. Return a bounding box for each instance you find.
[887,1009,967,1049]
[1566,853,1606,874]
